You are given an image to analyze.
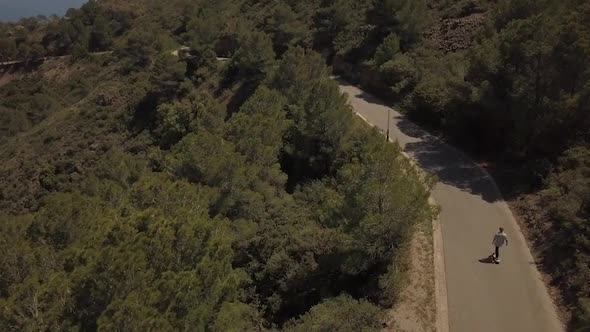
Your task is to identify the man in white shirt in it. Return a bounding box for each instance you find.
[492,227,508,262]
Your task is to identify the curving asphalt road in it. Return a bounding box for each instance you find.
[336,79,563,332]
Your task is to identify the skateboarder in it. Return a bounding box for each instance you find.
[492,227,508,263]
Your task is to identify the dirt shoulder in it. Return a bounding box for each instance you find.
[0,69,16,88]
[385,223,436,332]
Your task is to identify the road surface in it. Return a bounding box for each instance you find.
[336,79,563,332]
[0,51,113,68]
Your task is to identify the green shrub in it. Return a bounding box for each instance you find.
[285,295,384,332]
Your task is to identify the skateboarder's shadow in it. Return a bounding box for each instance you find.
[478,256,496,264]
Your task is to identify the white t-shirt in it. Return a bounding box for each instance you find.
[493,232,508,247]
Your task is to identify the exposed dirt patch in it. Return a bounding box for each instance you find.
[385,226,435,332]
[0,69,17,88]
[426,13,486,52]
[41,57,81,83]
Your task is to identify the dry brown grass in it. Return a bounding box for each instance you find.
[384,222,436,332]
[0,69,17,88]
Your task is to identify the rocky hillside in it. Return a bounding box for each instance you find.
[425,0,489,52]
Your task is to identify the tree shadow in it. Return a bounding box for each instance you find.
[353,91,391,107]
[335,77,505,203]
[397,116,504,203]
[224,81,257,118]
[333,76,391,107]
[394,114,430,140]
[332,76,356,89]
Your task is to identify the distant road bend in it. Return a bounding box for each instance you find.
[0,47,225,68]
[336,78,563,332]
[0,51,113,68]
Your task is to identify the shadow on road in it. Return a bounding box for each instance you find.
[396,117,504,203]
[334,77,392,107]
[395,115,430,140]
[336,76,505,203]
[353,91,391,107]
[478,256,497,264]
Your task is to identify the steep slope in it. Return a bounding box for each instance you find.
[0,55,145,214]
[0,1,435,330]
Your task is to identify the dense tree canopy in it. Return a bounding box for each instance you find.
[326,0,590,326]
[3,0,588,328]
[0,1,435,330]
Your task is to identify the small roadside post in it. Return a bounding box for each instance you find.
[386,108,391,141]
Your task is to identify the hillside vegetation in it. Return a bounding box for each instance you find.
[0,1,436,330]
[1,0,589,329]
[325,0,590,328]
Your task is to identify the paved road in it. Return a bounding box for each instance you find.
[336,79,563,332]
[0,51,113,68]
